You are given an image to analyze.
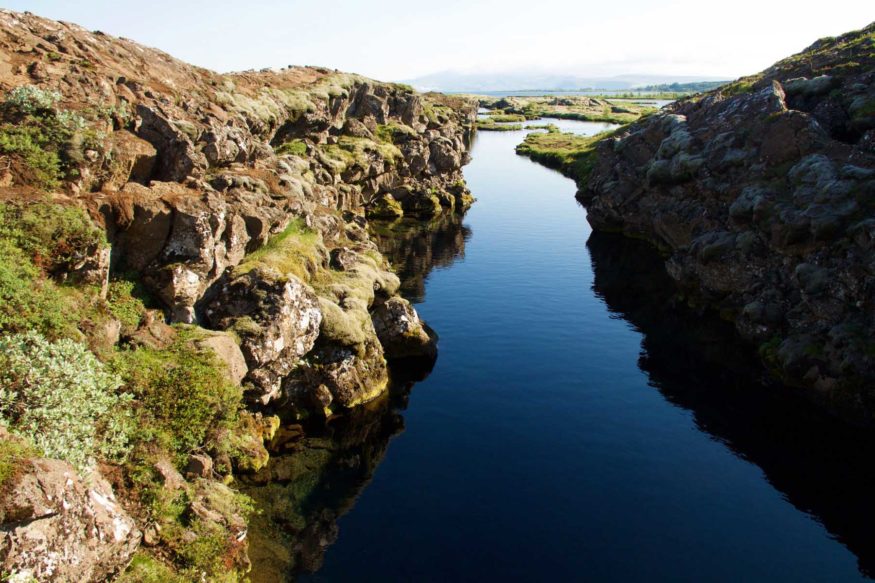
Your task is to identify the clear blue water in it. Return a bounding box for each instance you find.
[289,123,875,582]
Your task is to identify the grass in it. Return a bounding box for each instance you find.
[515,126,624,183]
[485,113,527,123]
[476,120,523,131]
[110,327,243,455]
[0,436,35,492]
[235,219,323,282]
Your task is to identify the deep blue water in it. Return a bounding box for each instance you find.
[294,123,875,582]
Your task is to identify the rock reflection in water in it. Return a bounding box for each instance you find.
[587,231,875,578]
[243,377,416,582]
[368,212,471,303]
[243,212,468,581]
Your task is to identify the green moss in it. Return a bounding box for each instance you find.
[106,277,152,329]
[235,219,323,282]
[515,126,624,183]
[275,139,307,156]
[485,113,527,123]
[117,552,187,583]
[0,201,106,272]
[476,120,523,131]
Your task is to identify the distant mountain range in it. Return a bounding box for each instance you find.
[404,72,731,93]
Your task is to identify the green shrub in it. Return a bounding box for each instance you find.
[0,331,133,469]
[111,330,243,454]
[106,277,151,329]
[0,240,74,339]
[0,201,106,272]
[0,85,94,189]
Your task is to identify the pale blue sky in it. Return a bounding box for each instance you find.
[5,1,873,81]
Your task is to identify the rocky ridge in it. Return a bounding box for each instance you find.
[578,24,875,420]
[0,9,475,580]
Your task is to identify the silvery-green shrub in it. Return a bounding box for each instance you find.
[0,331,133,469]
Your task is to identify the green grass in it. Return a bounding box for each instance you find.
[485,113,527,123]
[0,436,35,491]
[476,120,523,131]
[235,219,323,282]
[110,328,243,455]
[515,126,624,183]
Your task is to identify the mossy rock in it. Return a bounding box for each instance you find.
[367,194,404,219]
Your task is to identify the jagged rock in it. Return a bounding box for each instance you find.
[205,268,323,404]
[372,297,436,359]
[578,24,875,419]
[105,130,157,189]
[366,194,404,219]
[286,337,389,411]
[0,459,140,582]
[123,309,176,349]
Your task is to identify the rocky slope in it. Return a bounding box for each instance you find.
[578,24,875,420]
[0,9,475,581]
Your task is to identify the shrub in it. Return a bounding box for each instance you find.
[0,85,93,189]
[0,201,106,273]
[0,331,133,469]
[111,329,243,455]
[0,240,74,339]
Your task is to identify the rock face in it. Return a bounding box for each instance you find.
[0,458,141,581]
[580,24,875,420]
[0,9,474,415]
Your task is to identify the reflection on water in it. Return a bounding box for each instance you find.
[247,122,875,581]
[244,213,467,581]
[368,213,470,304]
[588,231,875,578]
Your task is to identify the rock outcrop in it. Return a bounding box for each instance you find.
[0,457,140,581]
[579,24,875,420]
[0,9,476,415]
[0,9,475,581]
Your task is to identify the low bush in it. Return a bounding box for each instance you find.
[0,331,133,469]
[111,329,243,456]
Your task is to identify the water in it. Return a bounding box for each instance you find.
[251,121,875,582]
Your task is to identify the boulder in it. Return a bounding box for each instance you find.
[0,459,140,582]
[195,330,248,385]
[205,268,323,404]
[372,297,436,359]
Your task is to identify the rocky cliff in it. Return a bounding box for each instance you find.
[0,9,474,581]
[579,24,875,420]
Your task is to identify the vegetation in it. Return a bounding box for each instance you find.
[515,126,624,183]
[476,120,523,131]
[0,85,100,189]
[0,201,108,340]
[484,112,527,123]
[0,436,35,491]
[634,81,728,93]
[0,331,133,470]
[235,218,323,281]
[275,138,307,156]
[110,328,243,456]
[480,95,656,125]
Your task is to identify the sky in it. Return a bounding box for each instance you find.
[5,0,873,82]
